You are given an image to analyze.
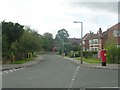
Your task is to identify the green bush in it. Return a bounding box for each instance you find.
[106,46,120,64]
[83,51,98,58]
[69,51,80,58]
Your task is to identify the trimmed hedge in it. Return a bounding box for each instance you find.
[83,51,98,58]
[68,51,98,58]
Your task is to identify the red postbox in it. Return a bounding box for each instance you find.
[100,49,106,66]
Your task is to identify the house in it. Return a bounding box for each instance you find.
[68,38,81,46]
[98,23,120,50]
[82,32,96,51]
[83,22,120,52]
[89,34,99,51]
[88,28,103,51]
[106,22,120,47]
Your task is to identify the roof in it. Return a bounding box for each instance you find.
[68,38,81,44]
[108,22,120,30]
[83,33,97,40]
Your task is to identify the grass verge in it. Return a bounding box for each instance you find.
[75,57,101,64]
[11,58,33,64]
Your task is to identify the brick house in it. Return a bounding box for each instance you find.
[88,28,103,51]
[98,23,120,50]
[84,23,120,52]
[106,22,120,47]
[89,35,99,51]
[82,32,96,51]
[68,38,81,46]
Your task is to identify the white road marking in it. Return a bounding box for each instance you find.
[72,78,75,81]
[9,70,13,72]
[2,67,24,74]
[69,66,80,88]
[3,71,9,73]
[12,69,17,71]
[20,68,23,69]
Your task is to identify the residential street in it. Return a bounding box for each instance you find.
[2,54,118,88]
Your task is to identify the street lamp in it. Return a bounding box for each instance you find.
[73,21,83,64]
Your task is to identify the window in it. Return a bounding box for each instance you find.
[90,39,98,45]
[117,45,120,47]
[89,40,94,45]
[94,39,98,44]
[94,48,98,51]
[113,30,120,37]
[83,41,85,44]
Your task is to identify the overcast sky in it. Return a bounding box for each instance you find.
[0,0,119,38]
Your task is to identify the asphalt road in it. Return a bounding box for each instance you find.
[2,54,118,88]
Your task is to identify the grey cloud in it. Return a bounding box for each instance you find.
[69,2,118,13]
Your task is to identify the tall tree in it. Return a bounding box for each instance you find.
[2,21,24,45]
[42,32,54,51]
[55,29,69,54]
[2,21,24,60]
[55,29,69,41]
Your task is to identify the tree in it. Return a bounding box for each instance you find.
[2,34,10,57]
[18,28,42,59]
[2,21,24,61]
[55,29,69,41]
[42,32,54,51]
[2,21,24,45]
[55,29,69,54]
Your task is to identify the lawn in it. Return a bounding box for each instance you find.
[76,57,101,64]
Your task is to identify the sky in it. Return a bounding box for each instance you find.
[0,0,119,38]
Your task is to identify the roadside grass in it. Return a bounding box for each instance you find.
[11,58,33,64]
[75,57,101,64]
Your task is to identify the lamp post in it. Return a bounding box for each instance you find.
[73,21,83,64]
[61,39,64,57]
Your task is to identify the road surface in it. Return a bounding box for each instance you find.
[2,54,118,88]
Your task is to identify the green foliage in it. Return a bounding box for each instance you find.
[11,58,33,64]
[106,44,119,64]
[105,38,120,64]
[68,51,80,58]
[2,34,10,57]
[2,21,54,63]
[55,29,69,41]
[72,45,81,51]
[68,51,97,58]
[42,32,54,51]
[83,51,98,58]
[55,29,69,53]
[19,30,41,52]
[2,21,24,45]
[76,58,101,64]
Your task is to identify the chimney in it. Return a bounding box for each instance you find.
[98,28,102,35]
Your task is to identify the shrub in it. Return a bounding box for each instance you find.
[83,51,98,58]
[106,46,120,64]
[69,51,80,58]
[105,38,120,64]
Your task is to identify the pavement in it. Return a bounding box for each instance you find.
[64,57,119,70]
[0,54,119,71]
[1,55,43,71]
